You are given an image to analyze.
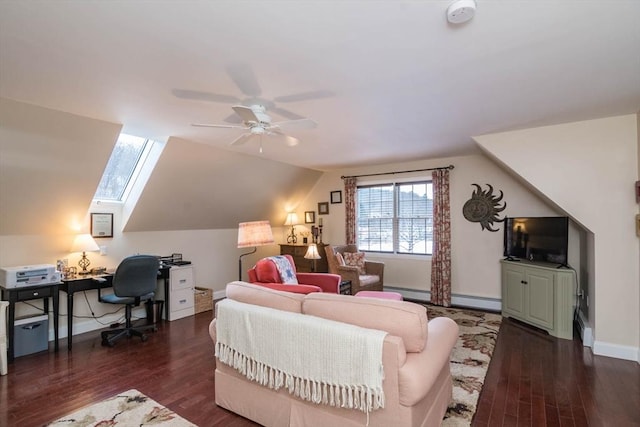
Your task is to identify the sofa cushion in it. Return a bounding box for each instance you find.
[359,275,381,286]
[225,281,304,313]
[343,251,366,274]
[302,293,428,352]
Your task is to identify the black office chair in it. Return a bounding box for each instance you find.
[98,255,160,347]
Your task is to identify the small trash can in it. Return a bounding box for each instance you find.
[14,314,48,357]
[145,300,164,325]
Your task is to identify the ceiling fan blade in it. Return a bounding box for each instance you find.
[172,89,241,104]
[272,118,317,131]
[232,105,260,123]
[229,133,254,146]
[223,112,243,124]
[226,63,261,97]
[269,106,304,121]
[269,129,300,147]
[191,123,246,129]
[274,90,335,103]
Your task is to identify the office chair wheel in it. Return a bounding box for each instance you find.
[141,334,148,342]
[101,339,114,347]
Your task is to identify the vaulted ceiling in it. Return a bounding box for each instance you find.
[2,1,639,171]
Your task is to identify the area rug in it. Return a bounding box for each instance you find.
[47,389,197,426]
[425,305,502,426]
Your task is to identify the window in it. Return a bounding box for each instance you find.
[357,180,433,255]
[94,134,151,201]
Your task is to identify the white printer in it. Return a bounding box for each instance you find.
[0,264,61,288]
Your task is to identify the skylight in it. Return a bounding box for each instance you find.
[94,133,152,201]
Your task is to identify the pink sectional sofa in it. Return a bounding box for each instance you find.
[209,281,459,427]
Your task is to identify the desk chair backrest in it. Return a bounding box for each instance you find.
[112,255,159,298]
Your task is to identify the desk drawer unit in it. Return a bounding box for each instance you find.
[167,265,195,321]
[17,287,53,300]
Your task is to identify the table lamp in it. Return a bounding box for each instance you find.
[237,220,275,280]
[284,212,299,244]
[304,243,321,272]
[70,233,100,275]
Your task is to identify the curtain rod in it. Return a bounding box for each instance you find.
[341,165,454,180]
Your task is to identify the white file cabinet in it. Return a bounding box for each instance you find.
[167,265,195,321]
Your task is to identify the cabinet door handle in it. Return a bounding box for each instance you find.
[179,279,186,284]
[521,280,528,285]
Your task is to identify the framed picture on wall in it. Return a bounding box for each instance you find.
[91,213,113,238]
[305,211,315,224]
[330,190,342,204]
[318,202,329,215]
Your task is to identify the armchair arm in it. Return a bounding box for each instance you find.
[336,265,360,286]
[296,273,341,293]
[365,260,384,281]
[250,282,322,294]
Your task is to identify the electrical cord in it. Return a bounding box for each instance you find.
[17,296,125,326]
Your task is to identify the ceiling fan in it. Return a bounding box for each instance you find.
[192,104,317,151]
[173,62,333,124]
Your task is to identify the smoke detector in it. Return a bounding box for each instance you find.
[447,0,476,24]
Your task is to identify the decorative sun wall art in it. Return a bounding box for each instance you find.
[462,184,507,232]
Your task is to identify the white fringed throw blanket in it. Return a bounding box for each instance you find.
[215,299,387,414]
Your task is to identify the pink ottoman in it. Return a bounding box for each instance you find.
[355,291,403,301]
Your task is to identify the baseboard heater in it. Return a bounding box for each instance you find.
[384,287,501,312]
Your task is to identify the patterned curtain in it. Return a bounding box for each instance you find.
[344,177,357,245]
[430,169,451,307]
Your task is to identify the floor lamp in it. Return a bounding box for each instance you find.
[237,220,275,281]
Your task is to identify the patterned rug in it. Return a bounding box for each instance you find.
[425,305,502,426]
[47,389,197,426]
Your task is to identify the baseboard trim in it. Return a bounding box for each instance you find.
[213,290,226,301]
[592,340,639,363]
[384,286,502,312]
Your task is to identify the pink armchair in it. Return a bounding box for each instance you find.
[248,254,341,294]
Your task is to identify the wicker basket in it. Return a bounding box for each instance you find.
[194,287,213,314]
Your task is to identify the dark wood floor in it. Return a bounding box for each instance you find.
[1,310,638,426]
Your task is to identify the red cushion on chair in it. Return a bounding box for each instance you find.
[253,255,298,283]
[254,258,280,283]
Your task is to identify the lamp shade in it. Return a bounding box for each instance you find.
[283,212,299,226]
[237,221,275,248]
[70,234,100,253]
[304,244,321,260]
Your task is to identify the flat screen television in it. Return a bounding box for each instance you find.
[503,216,569,266]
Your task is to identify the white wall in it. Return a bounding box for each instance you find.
[475,114,640,361]
[0,212,284,339]
[289,154,560,304]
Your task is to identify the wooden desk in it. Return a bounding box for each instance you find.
[59,266,170,350]
[1,282,59,362]
[59,273,113,350]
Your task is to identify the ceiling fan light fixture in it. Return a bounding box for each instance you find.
[447,0,476,24]
[250,126,265,135]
